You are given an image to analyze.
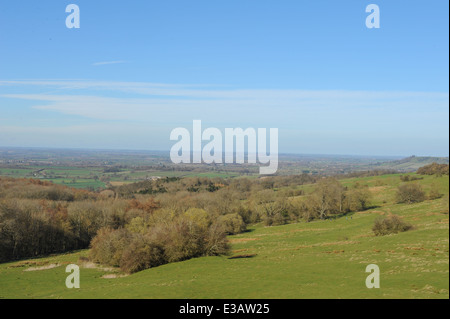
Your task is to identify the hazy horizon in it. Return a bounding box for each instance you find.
[1,1,449,157]
[0,145,447,160]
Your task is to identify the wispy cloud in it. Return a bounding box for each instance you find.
[1,79,448,100]
[0,80,448,125]
[0,79,448,155]
[92,61,128,66]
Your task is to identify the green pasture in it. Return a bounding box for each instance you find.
[0,174,448,299]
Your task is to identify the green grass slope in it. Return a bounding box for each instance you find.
[0,174,448,299]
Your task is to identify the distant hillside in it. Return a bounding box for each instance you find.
[369,156,450,172]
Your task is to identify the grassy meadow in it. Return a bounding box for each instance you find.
[0,173,448,299]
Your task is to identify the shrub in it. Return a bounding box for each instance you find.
[372,214,413,236]
[204,222,230,256]
[183,208,210,230]
[344,188,372,212]
[400,175,423,182]
[89,210,231,273]
[417,163,449,176]
[442,195,449,214]
[396,183,426,204]
[89,228,132,266]
[42,187,75,201]
[217,213,246,235]
[258,200,290,226]
[126,216,148,234]
[163,217,206,262]
[428,184,442,200]
[120,235,166,273]
[400,175,410,182]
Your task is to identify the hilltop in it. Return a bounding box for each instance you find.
[369,156,449,172]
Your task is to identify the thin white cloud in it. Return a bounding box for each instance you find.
[0,80,448,155]
[0,79,448,126]
[92,61,128,66]
[1,79,448,100]
[0,80,212,91]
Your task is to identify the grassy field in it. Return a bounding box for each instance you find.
[0,174,448,299]
[0,166,244,190]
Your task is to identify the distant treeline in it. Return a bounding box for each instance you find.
[336,169,399,179]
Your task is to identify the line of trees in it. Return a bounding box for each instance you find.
[286,178,372,223]
[0,197,133,262]
[1,174,374,266]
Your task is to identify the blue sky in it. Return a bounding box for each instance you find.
[0,0,448,156]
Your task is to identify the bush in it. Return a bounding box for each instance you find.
[163,215,208,262]
[183,208,210,230]
[204,222,230,256]
[217,213,246,235]
[41,187,75,201]
[258,200,290,226]
[120,235,166,273]
[89,211,231,273]
[344,188,372,212]
[417,163,449,176]
[396,183,426,204]
[372,214,413,236]
[400,175,423,182]
[89,228,132,267]
[443,195,449,214]
[428,184,442,200]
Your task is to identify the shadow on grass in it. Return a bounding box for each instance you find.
[228,254,257,260]
[327,206,381,220]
